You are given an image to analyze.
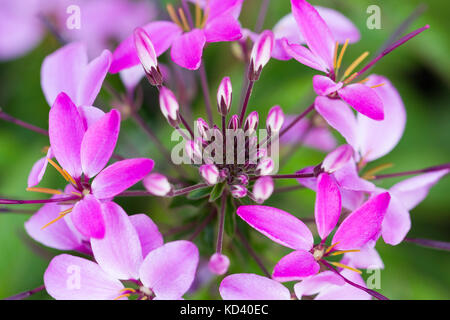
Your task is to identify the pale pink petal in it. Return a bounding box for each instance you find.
[340,189,365,211]
[27,147,52,188]
[282,39,327,72]
[294,271,344,299]
[48,93,85,178]
[91,158,154,199]
[315,173,341,239]
[77,106,106,129]
[381,193,411,245]
[291,0,335,71]
[272,250,320,282]
[295,166,317,191]
[139,241,199,299]
[334,161,375,192]
[170,29,206,70]
[315,270,371,300]
[129,214,164,258]
[322,144,354,173]
[204,14,242,43]
[314,96,358,147]
[44,254,124,300]
[343,245,384,269]
[338,84,384,121]
[390,169,449,210]
[119,65,145,94]
[81,110,120,178]
[314,6,360,43]
[220,274,290,300]
[91,202,143,280]
[332,192,390,250]
[356,75,406,161]
[76,49,112,106]
[110,21,182,73]
[41,42,87,106]
[25,203,84,251]
[237,205,313,251]
[71,195,105,239]
[313,75,342,96]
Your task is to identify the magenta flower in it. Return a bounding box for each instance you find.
[30,92,153,239]
[110,0,243,71]
[237,180,390,281]
[44,202,199,300]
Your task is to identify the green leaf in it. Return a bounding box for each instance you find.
[209,182,225,202]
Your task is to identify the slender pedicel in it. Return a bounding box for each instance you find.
[216,193,227,253]
[4,284,45,300]
[371,163,450,180]
[404,238,450,251]
[236,227,271,278]
[0,109,48,136]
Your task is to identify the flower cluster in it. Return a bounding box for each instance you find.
[0,0,448,301]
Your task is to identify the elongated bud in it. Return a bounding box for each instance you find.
[134,28,163,86]
[256,157,274,176]
[217,76,232,116]
[249,30,274,81]
[322,144,354,173]
[196,117,210,140]
[199,164,219,185]
[244,111,259,134]
[266,105,285,133]
[208,253,230,275]
[231,184,247,198]
[143,173,171,196]
[159,86,179,127]
[253,176,274,203]
[228,114,239,130]
[237,174,249,185]
[185,139,203,164]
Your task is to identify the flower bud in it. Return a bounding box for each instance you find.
[256,157,274,176]
[253,176,274,203]
[237,174,249,185]
[199,164,219,185]
[208,253,230,275]
[249,30,274,81]
[244,111,259,134]
[185,139,203,164]
[322,144,354,173]
[134,28,163,86]
[196,117,210,140]
[231,184,247,198]
[217,76,232,116]
[266,105,285,133]
[159,86,179,126]
[143,173,171,196]
[228,114,239,130]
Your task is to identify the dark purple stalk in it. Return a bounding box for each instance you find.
[278,103,315,139]
[404,237,450,251]
[4,285,45,300]
[372,163,450,180]
[216,193,227,253]
[321,260,389,300]
[236,228,271,278]
[117,183,209,198]
[250,172,315,181]
[0,109,48,136]
[238,80,255,127]
[0,208,36,214]
[179,113,194,138]
[254,0,271,32]
[198,61,214,125]
[0,195,79,205]
[171,183,209,196]
[188,209,217,241]
[355,25,429,80]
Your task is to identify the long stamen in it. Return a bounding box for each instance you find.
[195,0,202,28]
[362,163,393,180]
[63,169,77,186]
[114,293,131,300]
[343,51,369,79]
[119,288,136,293]
[26,187,62,195]
[328,249,361,256]
[370,83,386,89]
[333,41,339,70]
[329,261,362,274]
[167,4,183,29]
[336,39,349,72]
[325,242,340,254]
[41,207,73,229]
[343,72,358,85]
[47,158,70,182]
[178,8,190,31]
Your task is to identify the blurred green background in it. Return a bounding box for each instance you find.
[0,0,448,300]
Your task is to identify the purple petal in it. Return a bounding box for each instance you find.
[390,169,449,211]
[71,195,105,239]
[205,0,244,21]
[76,49,112,106]
[272,250,320,282]
[92,158,154,199]
[91,202,143,280]
[314,96,358,147]
[41,42,87,106]
[338,84,384,121]
[315,173,341,239]
[81,110,120,178]
[139,240,199,300]
[129,214,164,258]
[296,166,317,190]
[48,93,85,178]
[110,21,182,73]
[313,75,342,96]
[44,254,123,300]
[237,205,313,251]
[291,0,335,71]
[356,75,406,161]
[322,144,354,173]
[220,274,290,300]
[25,203,84,251]
[170,29,206,70]
[204,13,242,43]
[294,271,344,299]
[332,192,390,250]
[282,39,327,72]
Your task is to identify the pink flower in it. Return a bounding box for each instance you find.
[44,202,199,300]
[32,93,153,239]
[110,0,243,71]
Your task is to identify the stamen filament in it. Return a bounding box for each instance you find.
[325,242,340,254]
[343,51,369,78]
[343,72,358,85]
[178,8,190,31]
[119,288,136,293]
[329,249,361,256]
[167,4,183,29]
[114,293,130,300]
[26,187,62,195]
[333,41,339,70]
[63,169,77,186]
[370,83,386,89]
[329,261,362,274]
[362,163,394,180]
[195,0,202,28]
[336,39,349,70]
[41,208,73,229]
[47,158,70,182]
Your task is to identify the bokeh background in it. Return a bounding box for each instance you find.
[0,0,448,300]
